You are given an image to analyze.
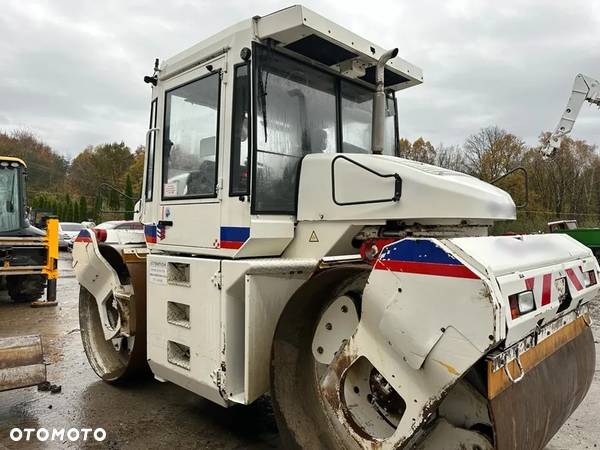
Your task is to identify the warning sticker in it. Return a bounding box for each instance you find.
[309,230,319,242]
[164,182,177,197]
[149,260,167,285]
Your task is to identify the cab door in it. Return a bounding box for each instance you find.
[157,57,225,250]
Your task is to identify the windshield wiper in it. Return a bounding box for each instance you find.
[258,69,269,142]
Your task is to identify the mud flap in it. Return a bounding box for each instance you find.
[488,317,595,450]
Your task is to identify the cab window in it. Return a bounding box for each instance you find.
[341,80,397,156]
[0,165,21,232]
[162,72,220,199]
[230,63,251,196]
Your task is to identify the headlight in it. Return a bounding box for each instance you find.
[517,291,535,314]
[509,290,536,319]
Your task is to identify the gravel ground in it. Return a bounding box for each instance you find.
[0,253,598,449]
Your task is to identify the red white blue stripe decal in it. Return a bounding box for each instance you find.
[74,229,92,243]
[566,267,584,291]
[144,224,157,244]
[220,226,250,250]
[374,239,479,279]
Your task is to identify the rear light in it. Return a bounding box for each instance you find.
[509,291,535,320]
[92,228,107,242]
[583,270,597,287]
[359,238,396,264]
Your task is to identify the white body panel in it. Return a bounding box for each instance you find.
[146,253,316,406]
[297,154,516,223]
[323,235,600,448]
[447,234,599,345]
[146,253,225,405]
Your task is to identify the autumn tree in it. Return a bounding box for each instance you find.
[125,145,145,197]
[525,135,598,216]
[463,126,525,181]
[398,137,436,164]
[124,174,134,220]
[0,130,68,197]
[435,144,466,172]
[67,142,134,198]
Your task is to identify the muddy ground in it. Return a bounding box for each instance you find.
[0,253,599,449]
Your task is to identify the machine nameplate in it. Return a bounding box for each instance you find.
[149,260,167,285]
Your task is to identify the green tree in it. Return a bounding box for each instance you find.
[64,193,72,221]
[57,201,64,221]
[124,174,134,220]
[93,196,103,223]
[79,196,88,221]
[109,189,120,211]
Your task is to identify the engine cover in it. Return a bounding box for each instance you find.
[297,153,516,224]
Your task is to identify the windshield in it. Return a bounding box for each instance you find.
[0,166,21,232]
[254,45,398,213]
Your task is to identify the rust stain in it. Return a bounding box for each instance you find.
[433,359,459,376]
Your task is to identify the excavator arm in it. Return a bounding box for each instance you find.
[542,73,600,156]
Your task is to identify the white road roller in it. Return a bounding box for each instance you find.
[72,6,598,449]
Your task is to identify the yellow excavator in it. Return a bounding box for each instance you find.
[0,156,58,391]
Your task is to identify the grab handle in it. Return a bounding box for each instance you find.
[504,354,525,383]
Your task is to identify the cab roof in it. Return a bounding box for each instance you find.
[0,156,26,167]
[161,5,423,91]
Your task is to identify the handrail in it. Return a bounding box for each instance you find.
[491,167,528,209]
[331,155,402,206]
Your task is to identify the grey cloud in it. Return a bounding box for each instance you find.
[1,0,598,159]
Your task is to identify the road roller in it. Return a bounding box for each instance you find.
[72,6,598,449]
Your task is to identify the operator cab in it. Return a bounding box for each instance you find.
[0,158,28,235]
[141,5,423,256]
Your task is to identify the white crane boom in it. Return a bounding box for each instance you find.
[542,73,600,156]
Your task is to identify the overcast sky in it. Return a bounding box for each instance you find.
[1,0,598,158]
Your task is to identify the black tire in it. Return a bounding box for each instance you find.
[270,266,369,450]
[79,286,148,383]
[7,275,46,303]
